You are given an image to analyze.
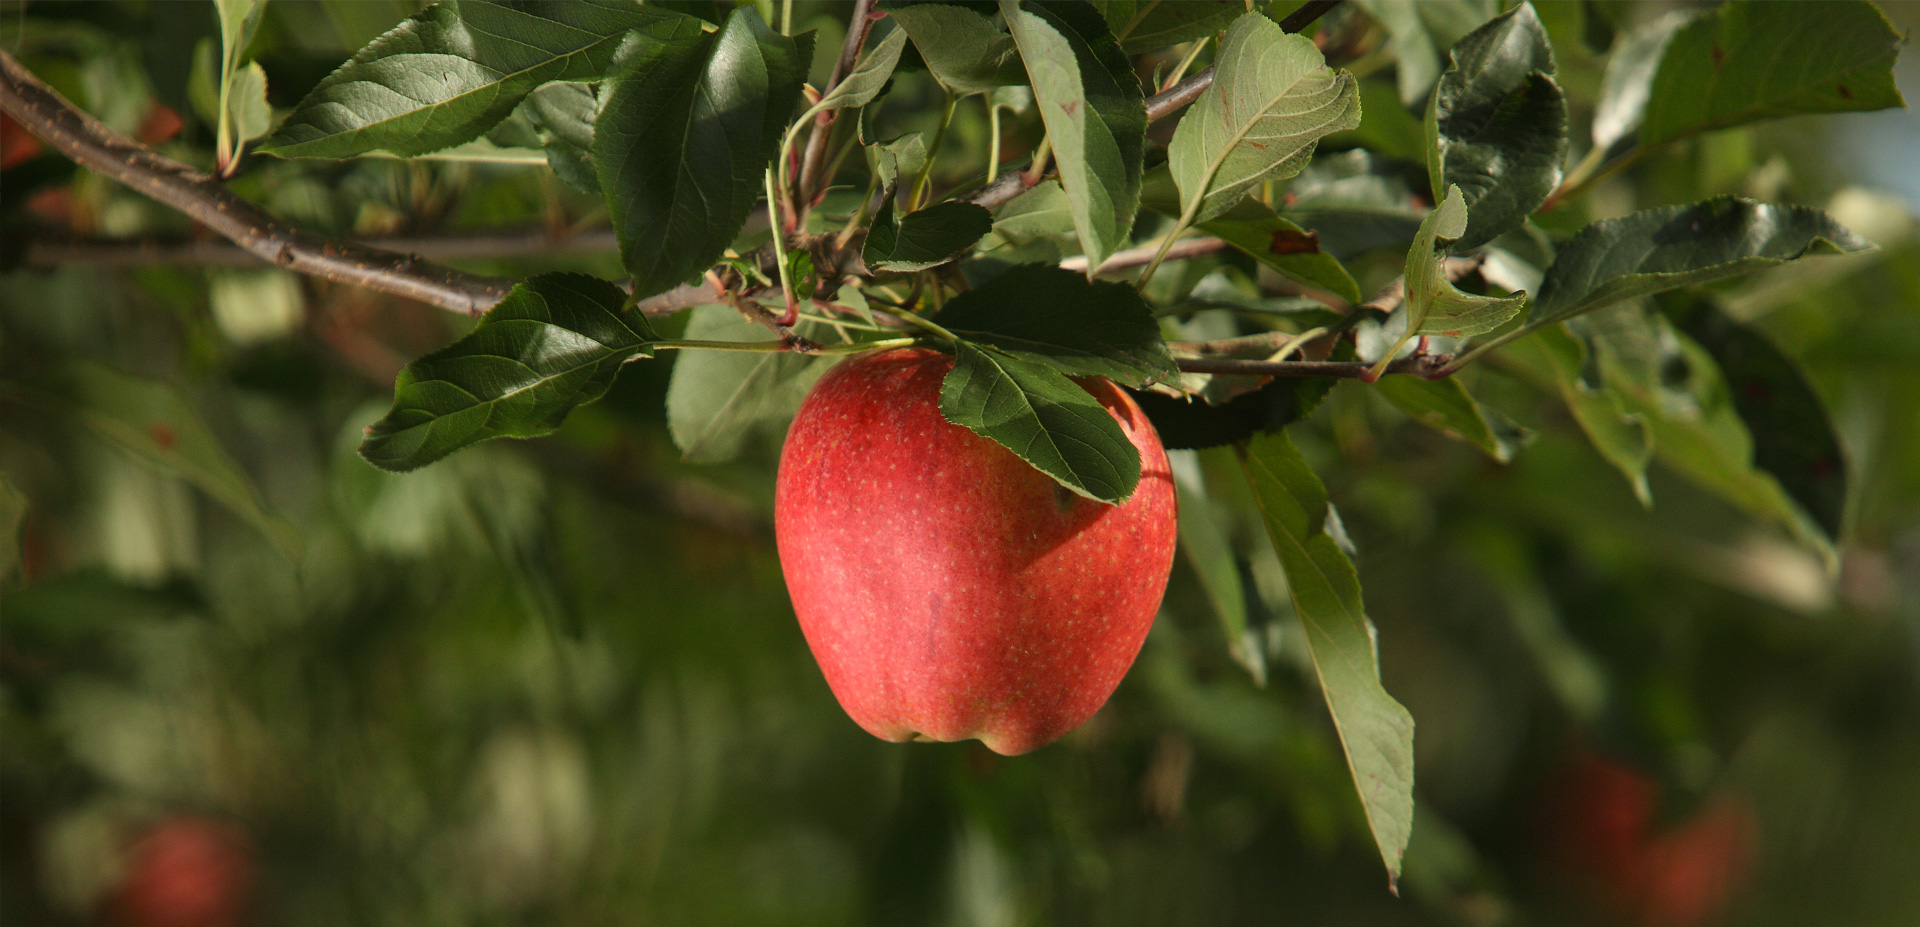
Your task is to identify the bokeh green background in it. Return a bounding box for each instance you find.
[3,2,1919,925]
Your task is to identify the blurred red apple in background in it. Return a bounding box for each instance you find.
[111,816,255,927]
[1545,752,1757,926]
[775,347,1177,756]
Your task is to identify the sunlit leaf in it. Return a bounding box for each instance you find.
[1002,0,1146,273]
[260,0,685,158]
[1640,0,1904,150]
[1402,186,1527,339]
[1168,12,1359,224]
[1240,430,1415,887]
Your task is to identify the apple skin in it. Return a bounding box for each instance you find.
[775,347,1177,756]
[111,816,255,927]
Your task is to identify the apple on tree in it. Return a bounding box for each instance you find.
[774,347,1178,756]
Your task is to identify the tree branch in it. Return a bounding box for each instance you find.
[0,48,513,316]
[797,0,877,205]
[1175,354,1446,380]
[1058,236,1231,275]
[10,228,621,269]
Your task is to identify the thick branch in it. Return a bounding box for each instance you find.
[0,48,512,316]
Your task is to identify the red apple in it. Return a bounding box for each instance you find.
[111,816,256,927]
[775,347,1177,755]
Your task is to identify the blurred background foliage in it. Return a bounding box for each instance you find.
[2,1,1919,925]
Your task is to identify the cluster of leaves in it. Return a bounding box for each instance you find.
[237,0,1903,885]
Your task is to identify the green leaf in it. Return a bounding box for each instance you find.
[863,193,995,273]
[228,61,273,145]
[1662,297,1847,544]
[939,343,1140,503]
[1375,376,1529,463]
[1168,12,1360,225]
[1356,0,1497,107]
[936,263,1178,387]
[1529,198,1874,326]
[1240,430,1415,887]
[0,473,26,581]
[1138,166,1362,304]
[886,2,1026,95]
[214,0,266,64]
[1423,3,1567,253]
[1002,0,1146,273]
[1201,205,1362,306]
[665,306,829,463]
[1503,323,1653,505]
[816,27,907,112]
[1097,0,1242,54]
[992,178,1077,246]
[260,1,684,158]
[360,273,656,472]
[869,131,927,193]
[1589,10,1689,155]
[523,81,599,195]
[1402,185,1527,338]
[1169,450,1260,684]
[595,8,813,300]
[1640,0,1904,150]
[41,362,302,560]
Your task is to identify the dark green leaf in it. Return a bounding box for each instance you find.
[1640,0,1904,150]
[1240,430,1415,887]
[939,343,1140,503]
[259,0,684,158]
[1662,297,1847,543]
[1169,12,1360,224]
[1424,3,1568,253]
[886,2,1026,95]
[1530,198,1874,326]
[665,306,829,463]
[1375,376,1529,462]
[522,81,598,194]
[1002,0,1146,273]
[594,8,813,300]
[936,263,1178,387]
[1502,323,1653,504]
[38,363,302,559]
[864,193,995,272]
[1097,0,1242,54]
[360,273,656,472]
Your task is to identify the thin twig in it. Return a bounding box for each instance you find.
[11,228,620,269]
[0,48,512,316]
[1058,236,1231,275]
[1176,354,1445,379]
[797,0,877,204]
